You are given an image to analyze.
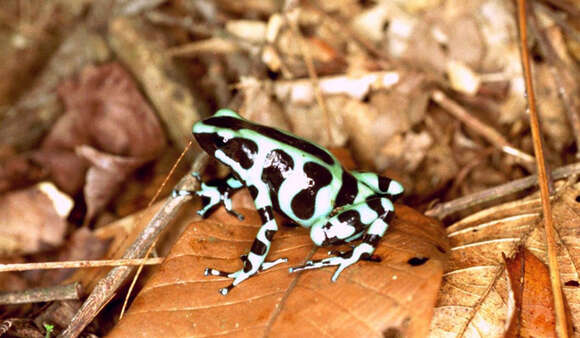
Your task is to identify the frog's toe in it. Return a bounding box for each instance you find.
[331,259,356,282]
[226,208,245,221]
[205,258,286,296]
[219,284,235,296]
[260,257,287,271]
[204,267,233,277]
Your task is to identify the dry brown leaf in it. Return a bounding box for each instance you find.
[109,204,448,337]
[429,182,580,337]
[503,246,564,337]
[77,145,148,221]
[36,62,166,220]
[0,154,48,194]
[0,182,72,256]
[30,150,87,196]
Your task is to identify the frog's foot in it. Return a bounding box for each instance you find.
[187,173,244,220]
[204,256,288,295]
[289,245,375,282]
[328,249,381,262]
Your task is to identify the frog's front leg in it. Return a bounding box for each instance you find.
[204,183,287,295]
[290,197,393,282]
[173,173,245,220]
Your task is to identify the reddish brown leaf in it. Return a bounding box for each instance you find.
[504,246,571,338]
[109,204,448,337]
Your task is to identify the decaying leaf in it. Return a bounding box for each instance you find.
[77,145,148,221]
[429,182,580,337]
[34,62,167,220]
[0,182,72,256]
[109,200,448,337]
[503,246,563,337]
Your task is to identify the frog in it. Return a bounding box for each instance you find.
[176,109,404,295]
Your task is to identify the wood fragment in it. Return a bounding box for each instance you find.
[0,283,82,305]
[516,1,567,336]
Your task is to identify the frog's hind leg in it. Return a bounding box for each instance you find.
[204,183,288,295]
[351,171,404,200]
[204,255,287,295]
[290,196,393,281]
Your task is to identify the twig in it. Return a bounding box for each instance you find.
[119,140,197,320]
[0,283,82,305]
[284,3,334,144]
[425,161,580,219]
[431,90,535,163]
[529,3,580,158]
[516,1,567,336]
[60,144,202,338]
[145,10,212,36]
[0,258,163,272]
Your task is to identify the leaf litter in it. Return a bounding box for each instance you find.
[430,182,580,337]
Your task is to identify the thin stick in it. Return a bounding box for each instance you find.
[284,1,334,144]
[0,282,82,305]
[425,162,580,219]
[119,140,195,320]
[0,258,163,272]
[432,89,535,163]
[516,1,567,336]
[60,142,199,338]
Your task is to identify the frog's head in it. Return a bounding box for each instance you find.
[193,109,258,171]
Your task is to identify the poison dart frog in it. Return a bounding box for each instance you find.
[175,109,404,295]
